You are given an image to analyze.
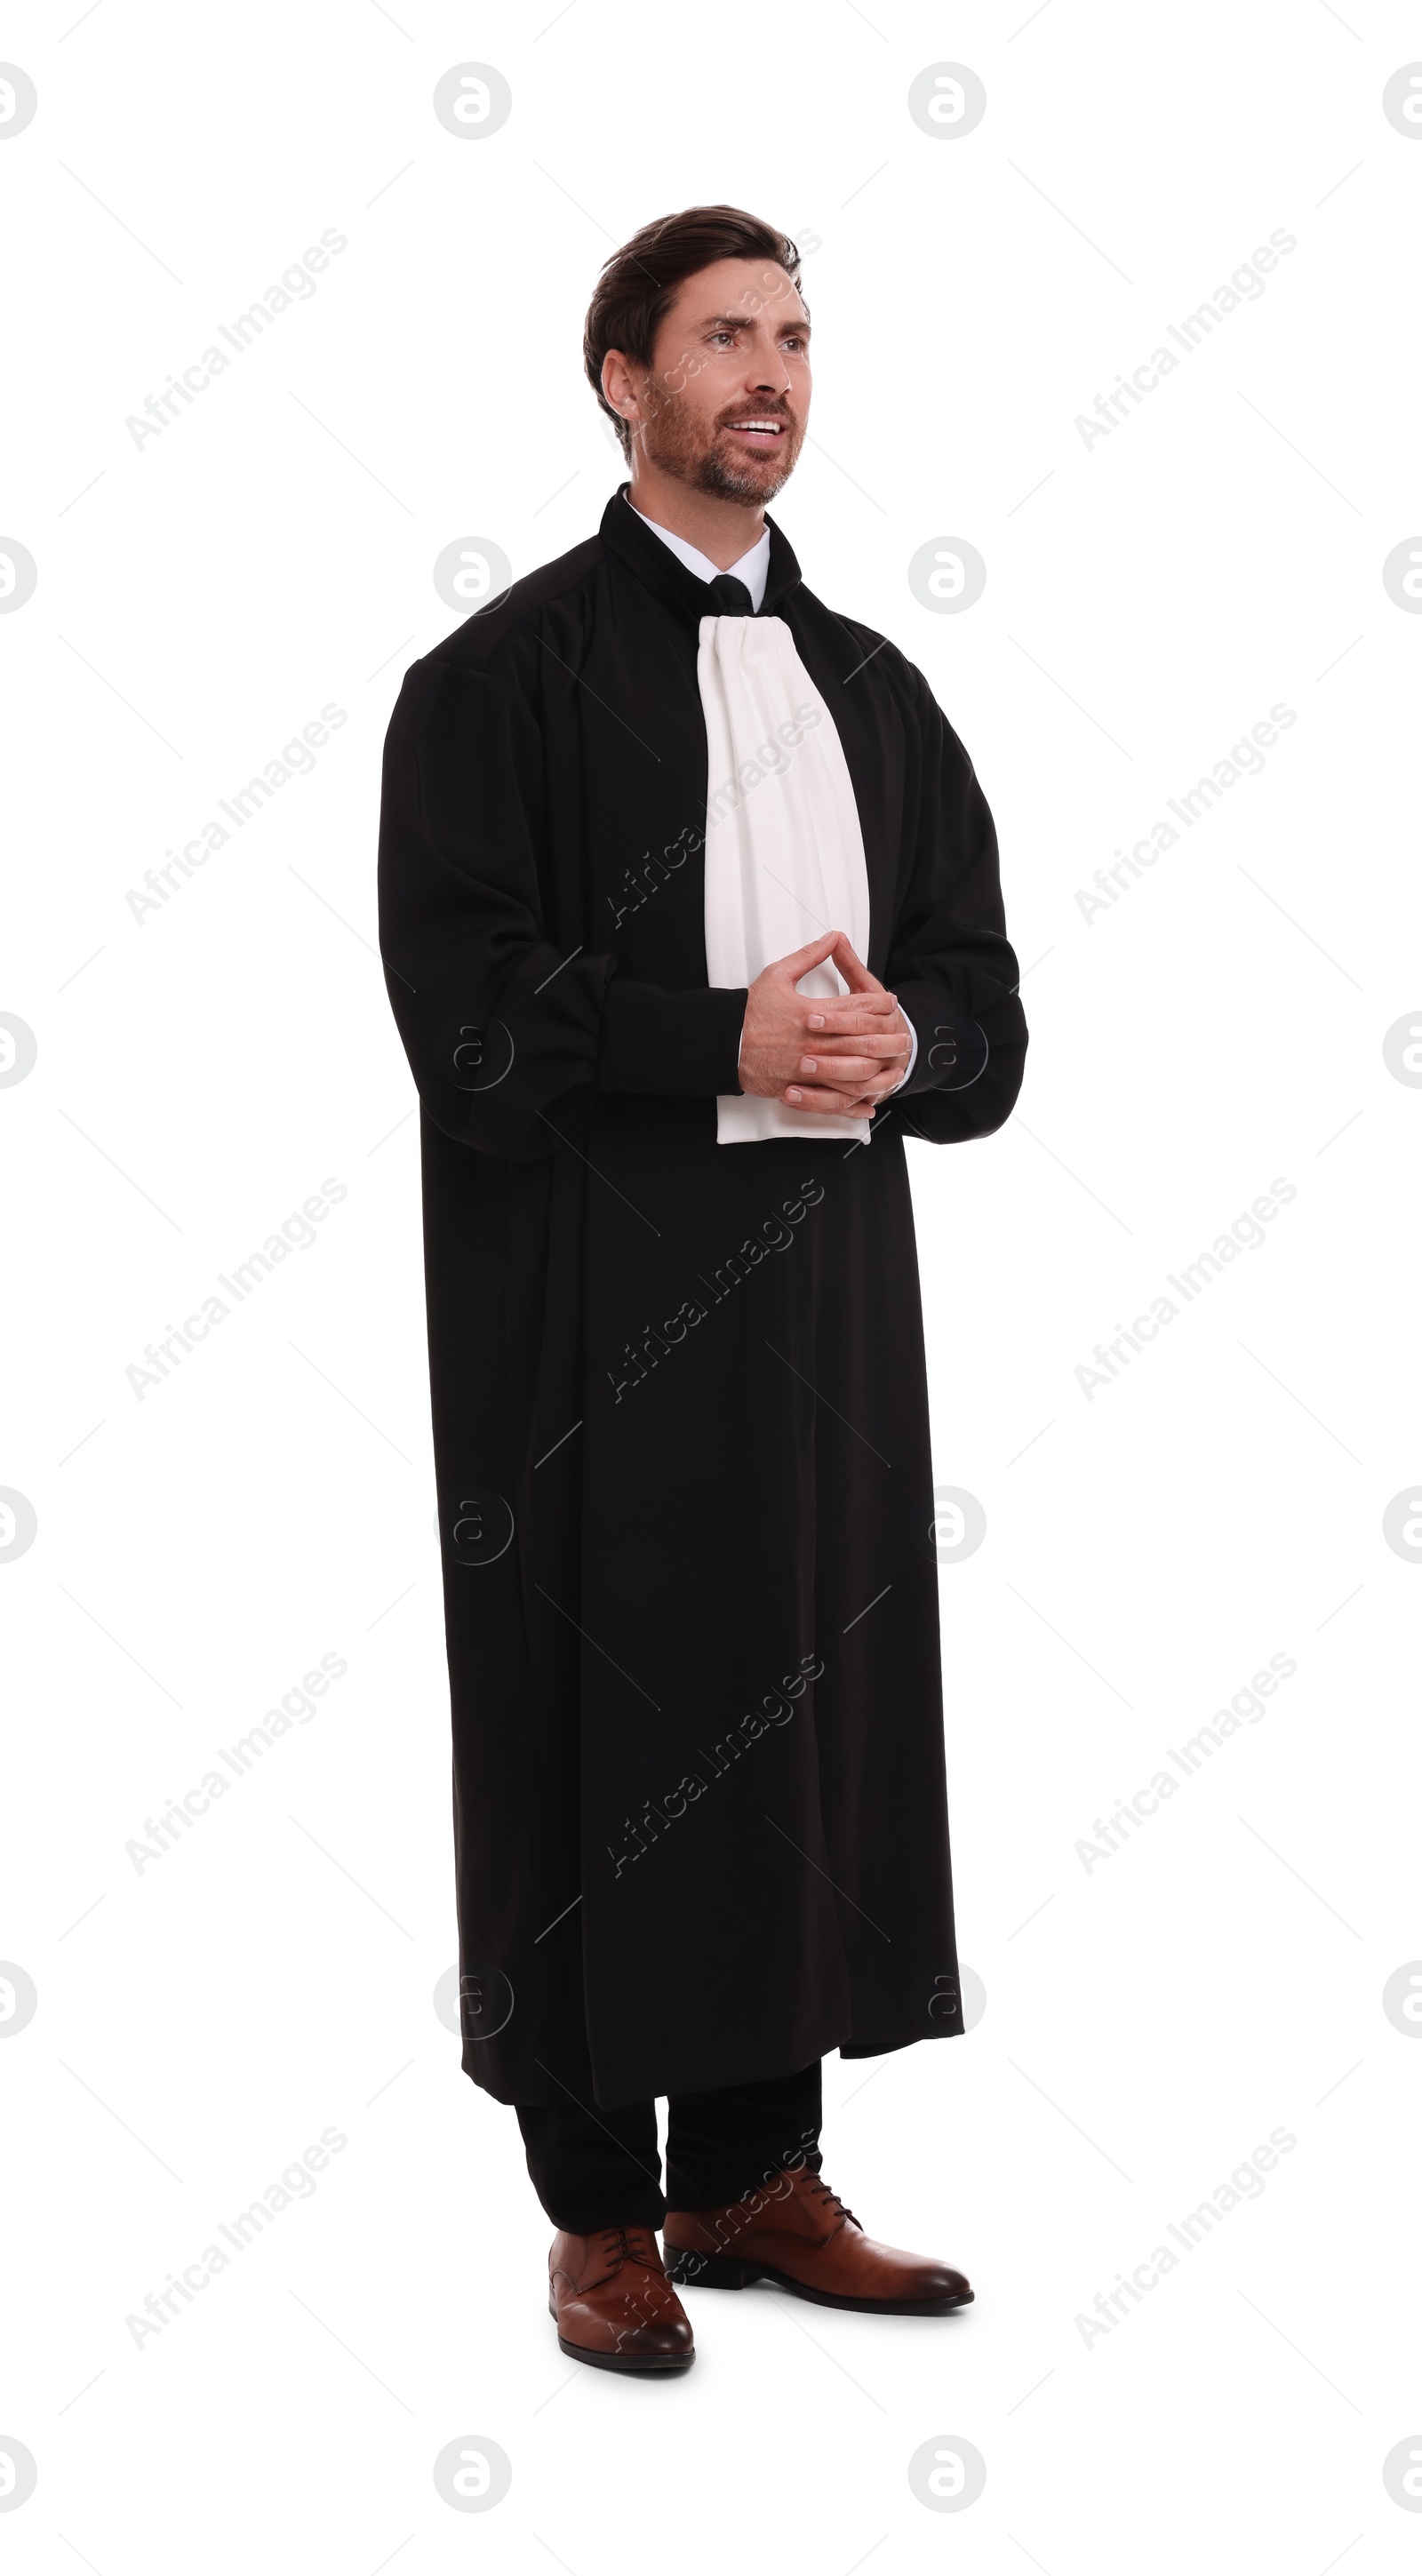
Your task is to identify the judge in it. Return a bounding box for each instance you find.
[378,204,1027,2374]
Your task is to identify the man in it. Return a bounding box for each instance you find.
[379,206,1027,2374]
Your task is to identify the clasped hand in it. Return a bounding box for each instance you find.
[737,932,911,1117]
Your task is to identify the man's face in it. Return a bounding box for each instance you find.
[614,256,811,503]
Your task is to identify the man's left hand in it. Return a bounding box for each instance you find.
[783,944,912,1118]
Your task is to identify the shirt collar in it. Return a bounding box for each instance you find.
[600,486,802,625]
[627,500,771,613]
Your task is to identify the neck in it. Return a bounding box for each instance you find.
[625,462,764,570]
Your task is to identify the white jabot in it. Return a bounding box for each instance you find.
[699,615,873,1145]
[631,498,917,1140]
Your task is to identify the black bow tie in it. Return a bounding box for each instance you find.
[707,573,755,615]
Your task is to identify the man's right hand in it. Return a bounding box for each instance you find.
[737,932,910,1116]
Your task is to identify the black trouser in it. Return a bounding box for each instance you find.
[516,2060,823,2232]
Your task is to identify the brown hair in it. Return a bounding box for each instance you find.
[584,204,803,462]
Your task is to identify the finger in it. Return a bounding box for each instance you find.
[799,1034,909,1063]
[806,997,896,1023]
[797,1059,906,1087]
[797,1055,903,1086]
[803,995,897,1029]
[784,1083,881,1112]
[773,930,850,980]
[825,1070,903,1102]
[827,934,883,995]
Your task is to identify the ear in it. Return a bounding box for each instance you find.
[601,348,640,430]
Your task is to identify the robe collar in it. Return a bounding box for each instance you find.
[600,483,803,626]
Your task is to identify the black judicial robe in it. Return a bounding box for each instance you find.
[378,487,1027,2108]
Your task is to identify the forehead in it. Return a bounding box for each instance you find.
[658,256,809,336]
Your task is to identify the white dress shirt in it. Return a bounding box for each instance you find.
[629,501,771,611]
[629,499,919,1123]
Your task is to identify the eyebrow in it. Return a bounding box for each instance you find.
[698,309,811,339]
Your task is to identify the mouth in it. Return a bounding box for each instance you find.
[722,416,790,450]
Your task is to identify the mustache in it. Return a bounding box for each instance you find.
[714,400,796,428]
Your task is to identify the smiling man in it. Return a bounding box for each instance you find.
[379,205,1027,2373]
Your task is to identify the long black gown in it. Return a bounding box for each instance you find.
[378,486,1027,2108]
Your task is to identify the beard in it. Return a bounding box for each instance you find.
[640,384,803,503]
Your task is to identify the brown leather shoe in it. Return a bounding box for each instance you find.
[547,2225,695,2372]
[663,2166,972,2316]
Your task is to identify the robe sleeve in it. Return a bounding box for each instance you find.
[881,665,1028,1143]
[378,654,747,1160]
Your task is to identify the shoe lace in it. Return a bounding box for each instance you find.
[597,2223,659,2270]
[805,2175,859,2229]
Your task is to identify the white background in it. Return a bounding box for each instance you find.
[4,0,1421,2566]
